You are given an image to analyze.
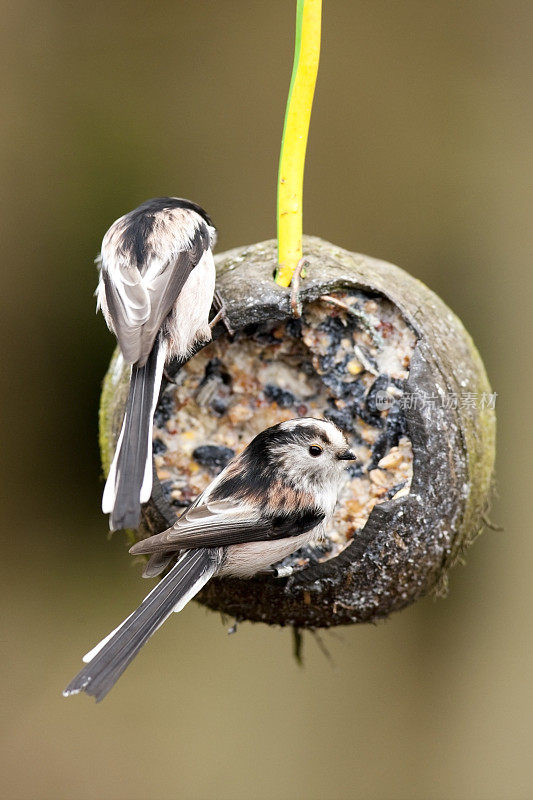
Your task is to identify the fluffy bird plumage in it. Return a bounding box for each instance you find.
[97,197,217,531]
[64,418,356,701]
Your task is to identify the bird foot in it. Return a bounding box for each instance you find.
[210,290,235,336]
[290,258,309,318]
[163,368,177,385]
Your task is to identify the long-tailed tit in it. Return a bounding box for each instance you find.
[64,418,356,701]
[97,197,217,531]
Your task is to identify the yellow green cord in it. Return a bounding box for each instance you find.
[276,0,322,287]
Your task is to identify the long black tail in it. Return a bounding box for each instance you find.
[63,549,220,702]
[102,338,166,531]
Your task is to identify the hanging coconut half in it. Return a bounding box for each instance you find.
[99,236,496,629]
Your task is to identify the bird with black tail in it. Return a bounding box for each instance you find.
[97,197,217,531]
[63,418,356,701]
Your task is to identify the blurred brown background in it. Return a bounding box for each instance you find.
[1,1,530,798]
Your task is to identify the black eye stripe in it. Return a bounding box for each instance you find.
[309,445,323,457]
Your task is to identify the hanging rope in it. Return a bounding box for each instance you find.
[275,0,322,287]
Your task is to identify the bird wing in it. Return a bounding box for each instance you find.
[129,496,325,555]
[100,216,211,366]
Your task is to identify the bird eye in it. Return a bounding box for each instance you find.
[309,445,323,457]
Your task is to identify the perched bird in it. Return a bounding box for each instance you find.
[64,418,356,701]
[97,197,217,531]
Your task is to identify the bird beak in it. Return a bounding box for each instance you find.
[337,449,357,461]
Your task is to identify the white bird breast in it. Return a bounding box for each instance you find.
[219,526,325,578]
[165,248,216,360]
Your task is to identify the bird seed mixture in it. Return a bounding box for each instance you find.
[153,291,417,574]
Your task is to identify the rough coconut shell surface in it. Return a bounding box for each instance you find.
[100,236,495,628]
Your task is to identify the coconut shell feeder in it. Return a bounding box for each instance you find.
[100,235,496,629]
